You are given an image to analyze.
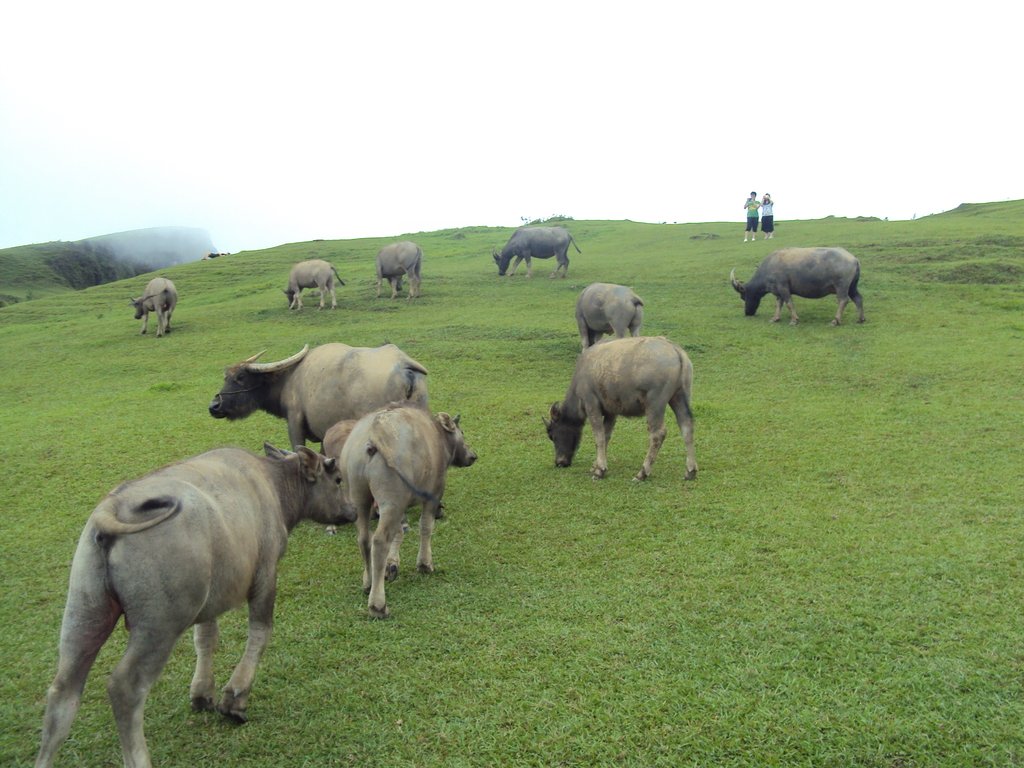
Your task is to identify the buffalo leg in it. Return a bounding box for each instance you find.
[636,409,668,481]
[669,392,698,480]
[218,579,276,723]
[851,289,866,323]
[190,621,219,711]
[36,597,120,768]
[588,411,614,479]
[375,277,383,298]
[832,296,849,326]
[368,504,405,618]
[417,500,442,574]
[353,501,374,594]
[384,513,409,582]
[108,629,180,768]
[139,313,149,335]
[328,286,337,309]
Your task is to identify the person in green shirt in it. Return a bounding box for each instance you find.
[744,191,760,242]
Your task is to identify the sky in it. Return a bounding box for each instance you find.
[1,1,1020,255]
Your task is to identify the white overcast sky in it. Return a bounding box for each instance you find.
[1,1,1020,254]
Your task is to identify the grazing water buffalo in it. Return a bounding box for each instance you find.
[493,226,581,278]
[575,282,644,350]
[35,444,353,768]
[545,336,697,481]
[130,277,177,337]
[730,246,865,325]
[284,259,346,310]
[341,404,477,619]
[208,343,429,449]
[376,241,423,299]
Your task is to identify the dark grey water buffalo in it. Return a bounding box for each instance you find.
[545,336,697,482]
[575,282,644,350]
[130,277,177,337]
[34,444,353,768]
[376,241,423,299]
[730,246,865,325]
[208,343,429,449]
[341,404,477,619]
[284,259,346,310]
[492,226,581,278]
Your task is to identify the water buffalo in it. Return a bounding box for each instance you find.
[130,277,177,337]
[208,343,429,449]
[730,247,865,325]
[492,226,581,278]
[545,336,697,482]
[284,259,346,310]
[376,241,423,299]
[35,444,353,768]
[340,404,477,619]
[575,282,644,350]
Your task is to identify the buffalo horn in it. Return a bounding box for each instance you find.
[729,268,743,293]
[244,344,310,373]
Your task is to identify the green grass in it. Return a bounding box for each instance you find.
[2,206,1023,767]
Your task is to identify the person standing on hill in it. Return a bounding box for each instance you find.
[761,194,775,239]
[743,191,760,242]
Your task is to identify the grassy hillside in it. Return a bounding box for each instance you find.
[2,204,1023,767]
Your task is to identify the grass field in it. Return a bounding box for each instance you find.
[2,204,1022,767]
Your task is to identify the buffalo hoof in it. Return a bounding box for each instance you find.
[385,563,399,582]
[632,470,650,482]
[789,319,799,326]
[591,466,607,480]
[216,694,248,724]
[685,468,698,480]
[830,319,840,326]
[217,705,248,724]
[191,695,215,712]
[369,603,390,620]
[417,562,434,574]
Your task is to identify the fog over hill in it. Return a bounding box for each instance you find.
[0,226,216,304]
[77,226,216,273]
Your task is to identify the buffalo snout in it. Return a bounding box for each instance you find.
[555,456,572,468]
[209,396,226,418]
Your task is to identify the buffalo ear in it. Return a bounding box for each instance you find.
[437,412,457,433]
[295,445,320,481]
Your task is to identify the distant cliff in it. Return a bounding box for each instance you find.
[0,226,215,306]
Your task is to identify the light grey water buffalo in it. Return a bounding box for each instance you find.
[575,282,644,350]
[208,343,429,449]
[730,246,865,325]
[545,336,697,481]
[34,444,353,768]
[284,259,346,310]
[341,403,477,619]
[376,241,423,299]
[493,226,581,278]
[130,277,177,337]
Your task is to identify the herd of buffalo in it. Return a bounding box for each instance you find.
[38,226,865,767]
